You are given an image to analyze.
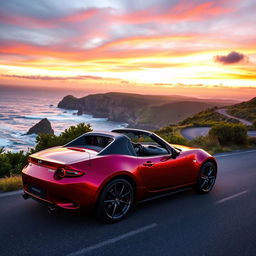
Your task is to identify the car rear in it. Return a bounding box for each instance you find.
[22,147,98,211]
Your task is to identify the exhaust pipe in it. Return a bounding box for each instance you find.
[48,205,57,214]
[22,193,30,200]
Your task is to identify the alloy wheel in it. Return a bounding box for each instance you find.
[103,181,133,220]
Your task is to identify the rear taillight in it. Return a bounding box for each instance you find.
[55,167,85,179]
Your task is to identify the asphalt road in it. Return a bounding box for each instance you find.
[181,127,256,140]
[1,149,256,256]
[180,127,211,140]
[216,109,252,126]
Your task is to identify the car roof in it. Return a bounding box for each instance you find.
[65,131,136,156]
[112,128,153,136]
[85,131,125,138]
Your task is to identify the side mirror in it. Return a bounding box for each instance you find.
[171,148,180,159]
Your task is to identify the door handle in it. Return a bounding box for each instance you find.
[143,161,154,167]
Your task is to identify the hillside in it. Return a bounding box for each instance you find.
[179,97,256,126]
[57,92,235,129]
[227,97,256,122]
[138,101,216,128]
[179,107,239,126]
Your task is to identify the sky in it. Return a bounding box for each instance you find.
[0,0,256,100]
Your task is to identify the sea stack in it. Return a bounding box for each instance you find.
[26,118,54,135]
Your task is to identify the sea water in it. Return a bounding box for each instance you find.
[0,86,127,152]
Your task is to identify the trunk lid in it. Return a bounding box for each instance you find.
[30,146,96,165]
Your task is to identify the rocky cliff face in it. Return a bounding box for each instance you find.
[57,92,224,129]
[26,118,54,135]
[58,93,150,127]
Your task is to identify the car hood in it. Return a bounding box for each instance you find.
[30,146,97,164]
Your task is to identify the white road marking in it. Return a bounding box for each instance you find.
[216,190,248,204]
[0,189,22,198]
[215,149,256,158]
[66,223,158,256]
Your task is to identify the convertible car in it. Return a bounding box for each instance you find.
[22,128,217,222]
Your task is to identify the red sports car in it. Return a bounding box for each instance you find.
[22,128,217,222]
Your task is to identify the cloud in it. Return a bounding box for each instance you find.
[1,74,103,80]
[214,51,248,65]
[116,1,232,24]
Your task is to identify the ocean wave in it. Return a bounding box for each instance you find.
[0,138,11,147]
[20,115,43,120]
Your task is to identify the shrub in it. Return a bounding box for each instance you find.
[32,123,92,152]
[189,135,222,154]
[161,134,189,145]
[0,150,28,178]
[209,122,248,146]
[155,126,173,134]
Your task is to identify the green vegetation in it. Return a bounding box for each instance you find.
[189,136,223,154]
[179,107,239,126]
[227,97,256,122]
[0,148,28,178]
[209,122,248,146]
[0,176,23,192]
[155,125,190,146]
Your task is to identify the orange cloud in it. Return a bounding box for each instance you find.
[116,1,233,24]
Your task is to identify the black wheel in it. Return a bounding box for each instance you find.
[96,178,134,223]
[195,162,217,193]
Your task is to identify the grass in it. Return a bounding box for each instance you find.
[0,176,23,192]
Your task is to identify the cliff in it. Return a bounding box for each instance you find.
[57,92,230,129]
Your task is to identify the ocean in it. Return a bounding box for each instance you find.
[0,86,126,152]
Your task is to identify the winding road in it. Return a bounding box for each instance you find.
[1,149,256,256]
[216,109,252,126]
[181,109,255,140]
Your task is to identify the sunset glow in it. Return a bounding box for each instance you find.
[0,0,256,99]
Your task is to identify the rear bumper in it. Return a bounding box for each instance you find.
[22,165,98,211]
[22,190,80,210]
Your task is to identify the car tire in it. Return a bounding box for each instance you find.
[96,178,134,223]
[195,162,217,194]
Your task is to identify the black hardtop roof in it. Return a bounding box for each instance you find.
[112,128,153,136]
[65,130,136,156]
[85,131,127,138]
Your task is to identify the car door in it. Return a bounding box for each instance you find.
[138,152,195,192]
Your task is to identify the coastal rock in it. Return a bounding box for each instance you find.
[26,118,54,135]
[77,108,83,115]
